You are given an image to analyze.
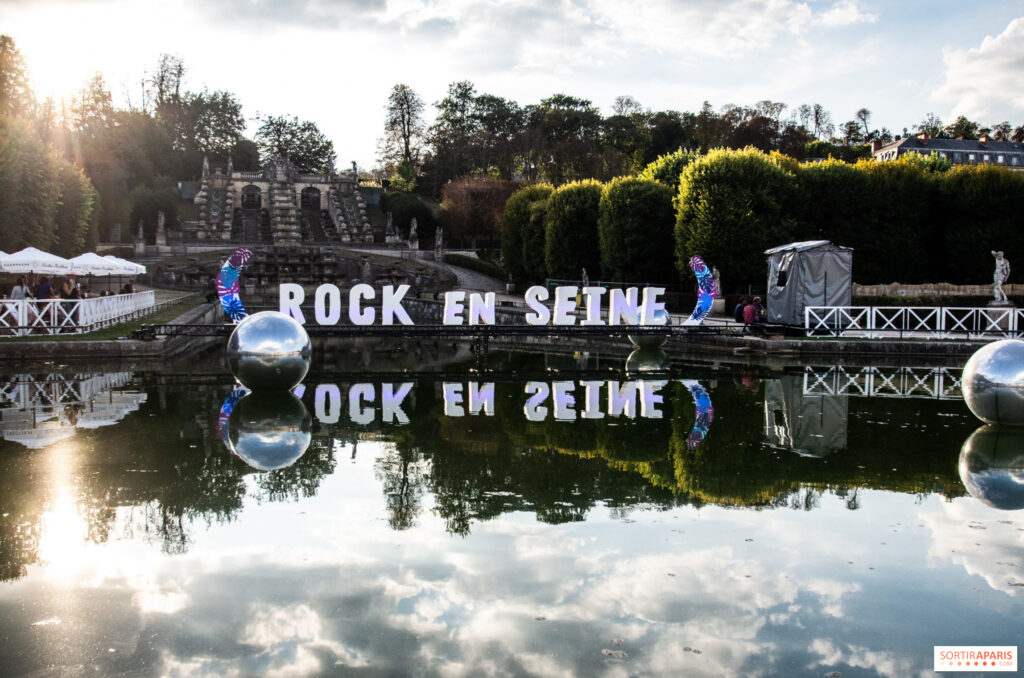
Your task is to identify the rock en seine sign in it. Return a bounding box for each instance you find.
[279,283,673,327]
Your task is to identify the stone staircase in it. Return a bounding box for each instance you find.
[269,181,300,245]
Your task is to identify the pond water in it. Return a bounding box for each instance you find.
[0,344,1021,677]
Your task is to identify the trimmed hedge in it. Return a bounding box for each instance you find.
[545,179,603,280]
[639,148,699,192]
[501,184,552,284]
[598,177,675,284]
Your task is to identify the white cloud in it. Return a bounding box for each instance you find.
[934,17,1024,121]
[816,0,877,28]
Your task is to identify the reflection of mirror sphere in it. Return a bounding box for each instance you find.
[628,309,670,349]
[228,392,312,470]
[626,348,668,373]
[959,425,1024,510]
[227,311,312,391]
[962,339,1024,426]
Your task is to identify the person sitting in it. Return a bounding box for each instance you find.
[753,296,765,321]
[742,300,758,328]
[733,297,748,324]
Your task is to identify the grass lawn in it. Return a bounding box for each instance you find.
[4,295,209,342]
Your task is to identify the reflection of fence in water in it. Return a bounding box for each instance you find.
[802,365,962,400]
[0,372,147,448]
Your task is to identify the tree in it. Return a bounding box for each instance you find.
[544,180,603,280]
[69,74,114,136]
[612,95,643,116]
[54,163,96,256]
[472,94,523,179]
[598,177,675,284]
[148,53,185,110]
[378,83,425,168]
[501,184,553,284]
[840,120,863,144]
[254,115,335,173]
[917,113,944,138]
[855,108,872,140]
[944,115,980,139]
[430,80,478,188]
[991,121,1012,141]
[0,35,33,117]
[440,175,516,248]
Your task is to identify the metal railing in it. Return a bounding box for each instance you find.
[802,365,962,400]
[0,291,156,336]
[805,305,1023,338]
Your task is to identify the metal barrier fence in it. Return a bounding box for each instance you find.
[802,365,962,400]
[0,291,156,336]
[805,305,1022,338]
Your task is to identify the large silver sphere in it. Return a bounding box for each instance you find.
[227,311,312,391]
[959,425,1024,511]
[628,308,671,349]
[626,348,668,373]
[961,339,1024,425]
[228,392,312,470]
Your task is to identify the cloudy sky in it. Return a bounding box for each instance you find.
[3,0,1024,169]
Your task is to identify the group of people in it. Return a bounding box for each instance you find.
[7,276,135,300]
[733,296,766,327]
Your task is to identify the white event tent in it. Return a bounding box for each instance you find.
[1,247,72,275]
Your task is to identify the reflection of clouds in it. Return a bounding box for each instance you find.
[808,639,917,678]
[922,498,1024,596]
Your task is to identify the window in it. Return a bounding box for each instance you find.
[984,154,991,163]
[969,153,976,162]
[998,155,1005,164]
[954,153,963,162]
[1013,156,1020,166]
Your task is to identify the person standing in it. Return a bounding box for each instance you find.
[34,276,54,299]
[10,277,30,300]
[733,297,748,324]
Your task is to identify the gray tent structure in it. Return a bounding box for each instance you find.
[763,374,848,457]
[764,240,852,326]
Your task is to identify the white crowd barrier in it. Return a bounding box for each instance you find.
[805,305,1023,338]
[0,291,156,336]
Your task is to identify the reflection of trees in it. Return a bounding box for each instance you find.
[374,446,428,531]
[255,438,337,504]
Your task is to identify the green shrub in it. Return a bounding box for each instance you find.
[639,148,699,192]
[500,184,552,283]
[598,177,675,284]
[545,179,603,280]
[675,147,797,290]
[803,140,872,163]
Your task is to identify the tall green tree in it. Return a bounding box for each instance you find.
[255,115,335,173]
[378,83,425,168]
[0,35,33,117]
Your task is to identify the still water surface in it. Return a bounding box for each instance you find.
[0,345,1021,677]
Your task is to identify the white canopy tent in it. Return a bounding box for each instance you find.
[69,252,123,275]
[1,247,72,275]
[102,255,146,275]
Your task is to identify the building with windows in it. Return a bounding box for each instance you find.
[872,132,1024,169]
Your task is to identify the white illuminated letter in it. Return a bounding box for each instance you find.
[382,382,413,424]
[315,383,341,424]
[580,380,605,419]
[443,291,466,325]
[279,283,306,323]
[609,287,639,325]
[349,383,375,425]
[581,287,606,325]
[608,381,638,418]
[468,292,496,325]
[641,287,667,325]
[524,381,549,421]
[382,284,413,325]
[640,380,666,419]
[468,382,494,415]
[314,284,341,325]
[443,382,464,416]
[553,286,578,325]
[524,286,551,325]
[349,284,375,325]
[553,381,576,420]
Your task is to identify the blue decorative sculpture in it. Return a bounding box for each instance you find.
[216,247,254,322]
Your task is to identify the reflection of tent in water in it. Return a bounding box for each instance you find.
[0,372,147,449]
[764,374,847,457]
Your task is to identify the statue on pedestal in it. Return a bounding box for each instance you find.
[408,217,419,250]
[155,211,167,247]
[435,226,443,257]
[993,250,1011,303]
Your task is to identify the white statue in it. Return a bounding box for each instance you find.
[993,250,1011,303]
[712,266,721,296]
